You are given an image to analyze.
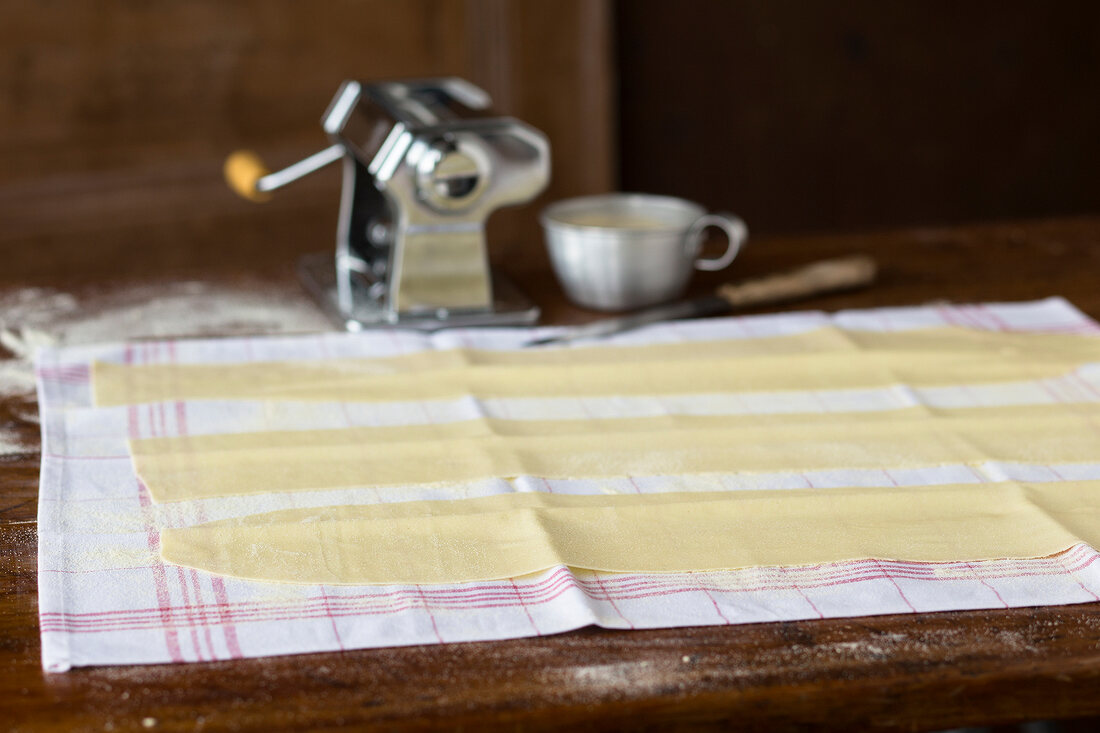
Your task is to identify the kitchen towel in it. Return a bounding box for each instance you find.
[36,297,1100,671]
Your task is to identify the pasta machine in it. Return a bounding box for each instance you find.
[225,78,550,330]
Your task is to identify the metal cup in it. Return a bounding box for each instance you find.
[540,193,747,311]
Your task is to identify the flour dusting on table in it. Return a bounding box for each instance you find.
[0,280,332,451]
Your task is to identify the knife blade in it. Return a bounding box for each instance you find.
[525,255,877,347]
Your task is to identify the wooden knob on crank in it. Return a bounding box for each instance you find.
[224,150,273,203]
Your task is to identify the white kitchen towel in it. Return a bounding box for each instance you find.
[36,297,1100,672]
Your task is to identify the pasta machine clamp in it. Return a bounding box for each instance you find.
[225,78,550,330]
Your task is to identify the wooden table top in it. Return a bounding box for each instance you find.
[4,212,1100,731]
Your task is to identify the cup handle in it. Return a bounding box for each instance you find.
[687,213,748,272]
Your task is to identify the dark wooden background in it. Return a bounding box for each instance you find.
[618,0,1100,235]
[3,0,1098,290]
[0,0,615,286]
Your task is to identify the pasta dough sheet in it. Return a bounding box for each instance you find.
[121,325,1100,586]
[160,480,1100,585]
[132,403,1100,502]
[92,326,1100,406]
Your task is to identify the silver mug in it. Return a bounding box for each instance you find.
[540,193,748,311]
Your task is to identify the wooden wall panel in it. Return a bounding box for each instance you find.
[617,0,1100,236]
[0,0,614,280]
[0,1,468,178]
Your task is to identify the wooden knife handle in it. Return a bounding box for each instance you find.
[715,256,877,309]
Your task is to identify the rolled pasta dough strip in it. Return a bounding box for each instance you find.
[160,481,1100,585]
[93,327,1100,406]
[133,403,1100,501]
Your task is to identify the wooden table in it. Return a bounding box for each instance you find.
[5,212,1100,731]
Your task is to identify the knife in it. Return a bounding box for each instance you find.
[525,255,877,347]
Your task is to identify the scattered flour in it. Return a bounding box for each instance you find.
[0,359,37,399]
[0,281,333,453]
[1,281,331,353]
[0,434,30,456]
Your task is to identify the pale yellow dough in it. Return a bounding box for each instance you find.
[93,326,1100,406]
[132,403,1100,502]
[160,481,1100,585]
[91,324,1100,585]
